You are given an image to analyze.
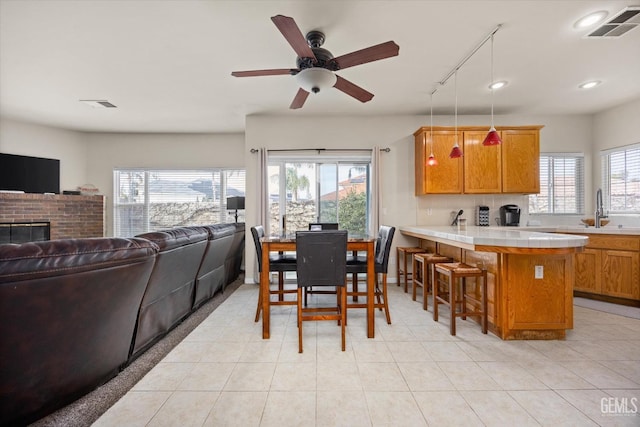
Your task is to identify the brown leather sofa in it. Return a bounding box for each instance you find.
[0,223,245,426]
[0,237,158,427]
[131,227,209,359]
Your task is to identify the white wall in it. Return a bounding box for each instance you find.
[84,132,245,236]
[242,113,595,282]
[0,117,88,190]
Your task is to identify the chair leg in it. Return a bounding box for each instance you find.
[254,280,262,322]
[411,256,418,301]
[340,286,346,351]
[278,272,284,301]
[450,276,457,336]
[433,268,439,322]
[297,287,303,353]
[381,273,391,324]
[352,273,358,302]
[396,248,401,287]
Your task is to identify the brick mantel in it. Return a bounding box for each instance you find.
[0,193,104,240]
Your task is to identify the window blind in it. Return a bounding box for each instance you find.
[602,143,640,213]
[529,153,584,214]
[113,168,246,237]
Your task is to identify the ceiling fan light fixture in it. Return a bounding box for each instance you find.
[296,68,337,94]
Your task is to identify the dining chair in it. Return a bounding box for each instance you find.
[304,222,340,304]
[295,230,348,353]
[346,225,396,324]
[251,225,298,322]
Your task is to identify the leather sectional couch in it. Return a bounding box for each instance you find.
[0,223,245,426]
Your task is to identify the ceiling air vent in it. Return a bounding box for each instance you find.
[586,6,640,38]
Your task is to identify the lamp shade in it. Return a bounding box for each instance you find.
[295,68,337,94]
[227,196,245,210]
[449,144,463,158]
[427,153,438,166]
[482,127,502,146]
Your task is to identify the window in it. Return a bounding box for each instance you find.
[529,154,584,214]
[113,168,245,237]
[602,143,640,213]
[267,155,371,236]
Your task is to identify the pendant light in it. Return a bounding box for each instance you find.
[449,71,463,158]
[482,34,502,146]
[427,92,438,166]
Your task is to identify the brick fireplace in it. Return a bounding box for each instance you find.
[0,193,104,241]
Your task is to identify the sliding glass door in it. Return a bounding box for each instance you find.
[267,157,370,236]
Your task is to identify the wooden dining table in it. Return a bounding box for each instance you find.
[260,234,377,339]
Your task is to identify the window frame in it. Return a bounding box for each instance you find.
[529,152,585,215]
[113,167,245,237]
[601,143,640,214]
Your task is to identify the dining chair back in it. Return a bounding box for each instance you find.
[295,230,348,353]
[251,225,297,322]
[346,225,396,324]
[308,222,339,231]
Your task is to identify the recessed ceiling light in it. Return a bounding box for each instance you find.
[80,100,117,108]
[488,81,507,90]
[574,10,608,29]
[579,80,601,89]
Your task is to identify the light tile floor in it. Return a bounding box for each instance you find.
[94,283,640,426]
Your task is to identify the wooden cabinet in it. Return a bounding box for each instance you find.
[570,233,640,303]
[501,129,540,193]
[463,130,501,193]
[414,126,542,195]
[415,129,462,195]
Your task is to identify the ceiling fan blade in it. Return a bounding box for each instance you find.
[231,69,296,77]
[333,75,374,103]
[290,88,310,109]
[333,41,399,70]
[271,15,316,60]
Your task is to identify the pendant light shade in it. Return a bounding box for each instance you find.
[483,34,502,146]
[427,153,438,166]
[449,144,463,158]
[482,127,501,146]
[449,71,463,158]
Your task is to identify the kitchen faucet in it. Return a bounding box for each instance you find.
[595,188,607,228]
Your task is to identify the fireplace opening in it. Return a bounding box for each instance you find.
[0,222,51,244]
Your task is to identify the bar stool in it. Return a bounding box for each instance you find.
[396,246,427,293]
[433,262,488,336]
[412,253,452,310]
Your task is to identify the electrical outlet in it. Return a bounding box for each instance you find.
[534,265,544,279]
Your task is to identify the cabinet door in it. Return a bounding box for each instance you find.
[601,250,640,299]
[501,129,540,193]
[463,130,502,193]
[423,130,463,194]
[574,248,601,293]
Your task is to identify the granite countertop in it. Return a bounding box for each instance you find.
[399,225,589,249]
[517,225,640,235]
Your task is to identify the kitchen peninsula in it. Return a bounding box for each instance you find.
[400,226,588,340]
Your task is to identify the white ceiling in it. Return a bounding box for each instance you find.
[1,0,639,134]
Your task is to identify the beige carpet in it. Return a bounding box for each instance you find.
[30,276,245,427]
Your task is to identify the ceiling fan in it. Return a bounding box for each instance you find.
[231,15,400,109]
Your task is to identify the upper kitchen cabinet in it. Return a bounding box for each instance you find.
[414,129,462,195]
[501,128,541,193]
[414,125,542,195]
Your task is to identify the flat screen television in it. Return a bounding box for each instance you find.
[0,153,60,194]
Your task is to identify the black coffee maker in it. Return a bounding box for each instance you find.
[499,204,521,226]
